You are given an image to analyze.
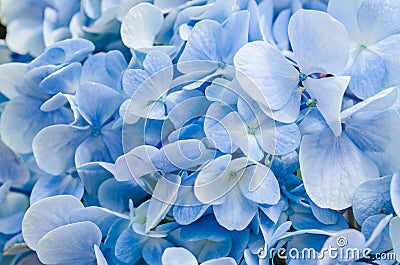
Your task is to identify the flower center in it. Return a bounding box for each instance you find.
[158,96,167,104]
[218,60,227,69]
[360,41,368,49]
[92,127,101,137]
[306,98,317,107]
[299,72,308,82]
[247,127,257,135]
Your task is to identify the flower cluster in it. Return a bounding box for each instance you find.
[1,0,400,264]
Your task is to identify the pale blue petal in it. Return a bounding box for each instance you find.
[353,176,393,225]
[357,0,400,43]
[74,135,114,168]
[1,97,73,154]
[239,163,280,205]
[389,216,400,262]
[257,120,300,155]
[121,3,164,49]
[327,0,362,41]
[162,247,197,265]
[300,128,379,210]
[345,109,400,175]
[258,0,274,43]
[194,155,233,204]
[205,78,238,106]
[22,195,84,250]
[222,10,249,63]
[319,229,365,264]
[178,20,222,74]
[161,140,215,170]
[76,82,123,126]
[114,145,159,182]
[40,62,82,95]
[81,50,127,89]
[214,187,258,230]
[391,170,400,215]
[204,103,236,154]
[94,244,108,265]
[146,174,181,232]
[341,86,398,118]
[40,92,69,112]
[32,125,91,175]
[0,63,26,99]
[289,9,349,74]
[372,35,400,89]
[6,18,44,57]
[361,214,392,252]
[70,206,128,236]
[29,38,95,68]
[234,41,299,111]
[304,76,350,136]
[98,178,147,212]
[143,50,173,76]
[346,49,386,99]
[0,140,29,184]
[30,174,84,204]
[167,96,211,129]
[36,221,101,265]
[202,257,237,265]
[309,201,340,225]
[272,9,290,50]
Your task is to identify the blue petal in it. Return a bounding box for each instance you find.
[36,221,102,265]
[160,140,215,170]
[76,82,123,126]
[0,140,29,184]
[115,225,146,264]
[40,62,82,95]
[214,187,258,230]
[1,97,73,154]
[353,176,393,225]
[30,174,84,204]
[81,50,127,89]
[142,238,174,265]
[345,109,400,175]
[221,10,249,63]
[32,124,91,175]
[98,178,147,212]
[178,20,222,74]
[29,38,95,68]
[346,48,386,99]
[70,206,128,236]
[300,128,379,210]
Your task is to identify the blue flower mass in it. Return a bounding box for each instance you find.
[1,0,400,264]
